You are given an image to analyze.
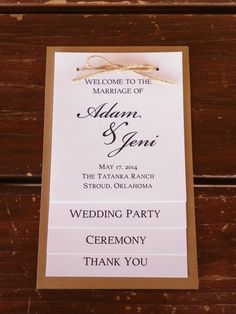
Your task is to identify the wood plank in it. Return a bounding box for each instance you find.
[0,286,236,304]
[0,14,235,178]
[0,222,235,251]
[0,251,235,290]
[1,186,235,223]
[0,302,236,314]
[0,187,235,250]
[0,302,235,314]
[0,186,235,295]
[0,272,235,291]
[0,2,235,16]
[0,0,236,8]
[0,241,235,271]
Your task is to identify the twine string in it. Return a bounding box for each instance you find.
[73,55,173,84]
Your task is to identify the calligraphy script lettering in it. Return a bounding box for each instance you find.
[77,102,141,119]
[77,102,159,158]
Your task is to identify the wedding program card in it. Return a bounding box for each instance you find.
[37,47,198,289]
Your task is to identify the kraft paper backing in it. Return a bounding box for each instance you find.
[37,46,199,289]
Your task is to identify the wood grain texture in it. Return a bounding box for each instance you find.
[0,14,235,178]
[0,0,235,312]
[0,0,236,7]
[0,1,236,15]
[0,186,235,312]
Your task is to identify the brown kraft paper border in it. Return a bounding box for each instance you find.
[37,46,199,289]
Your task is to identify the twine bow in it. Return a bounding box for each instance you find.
[73,55,172,84]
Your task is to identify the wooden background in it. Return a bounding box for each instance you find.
[0,1,235,313]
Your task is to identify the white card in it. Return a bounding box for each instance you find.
[50,52,186,203]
